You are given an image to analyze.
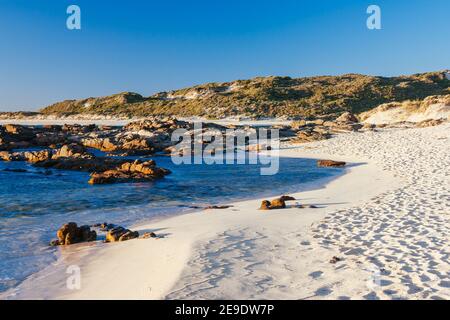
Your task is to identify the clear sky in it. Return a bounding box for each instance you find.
[0,0,449,111]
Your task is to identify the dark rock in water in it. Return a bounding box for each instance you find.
[2,168,28,173]
[88,160,171,185]
[259,200,271,210]
[204,205,233,210]
[317,159,346,167]
[35,157,129,172]
[105,226,139,242]
[53,222,97,246]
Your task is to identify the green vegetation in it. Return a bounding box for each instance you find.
[40,71,450,119]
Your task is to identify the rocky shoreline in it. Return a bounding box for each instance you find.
[1,115,446,185]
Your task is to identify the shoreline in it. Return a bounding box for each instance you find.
[2,123,448,300]
[1,144,394,299]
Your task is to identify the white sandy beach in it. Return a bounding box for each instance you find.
[2,123,449,300]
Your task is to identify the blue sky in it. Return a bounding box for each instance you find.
[0,0,448,111]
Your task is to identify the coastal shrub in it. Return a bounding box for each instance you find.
[40,71,450,119]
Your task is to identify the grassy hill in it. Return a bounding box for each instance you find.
[40,71,450,119]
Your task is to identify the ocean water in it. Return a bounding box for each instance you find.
[0,154,344,293]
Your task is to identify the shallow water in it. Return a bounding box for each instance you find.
[0,155,343,292]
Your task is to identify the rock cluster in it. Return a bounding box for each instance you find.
[88,159,171,184]
[0,121,175,184]
[50,222,145,246]
[259,196,296,210]
[50,222,97,246]
[286,112,363,144]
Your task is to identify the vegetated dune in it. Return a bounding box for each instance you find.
[38,71,450,119]
[360,94,450,124]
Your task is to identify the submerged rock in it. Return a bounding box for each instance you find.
[35,157,128,172]
[204,205,233,210]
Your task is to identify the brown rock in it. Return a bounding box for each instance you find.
[329,256,342,264]
[317,160,346,167]
[53,144,92,159]
[0,150,51,163]
[290,120,307,129]
[259,200,271,210]
[269,198,286,209]
[362,123,376,130]
[415,118,445,128]
[292,131,330,143]
[0,151,25,161]
[330,122,363,132]
[106,226,139,242]
[335,112,359,123]
[142,232,157,239]
[279,195,296,201]
[53,222,97,246]
[88,160,170,185]
[24,150,52,163]
[118,230,140,242]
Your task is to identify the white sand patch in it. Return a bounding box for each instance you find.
[363,103,450,124]
[362,95,450,125]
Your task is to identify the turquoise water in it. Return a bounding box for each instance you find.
[0,155,343,292]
